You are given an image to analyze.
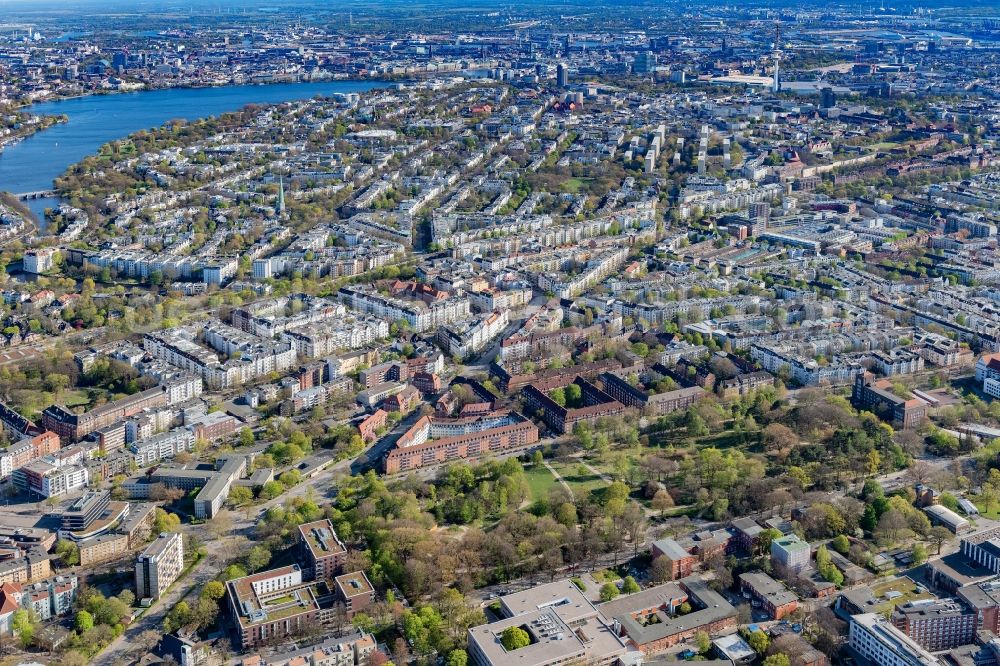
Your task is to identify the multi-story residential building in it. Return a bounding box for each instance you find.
[536,247,628,299]
[226,565,331,649]
[333,571,375,618]
[0,574,77,633]
[977,353,1000,399]
[521,377,625,434]
[870,349,925,377]
[230,295,346,337]
[0,401,42,439]
[79,534,130,567]
[732,518,765,554]
[752,343,864,387]
[437,310,509,359]
[143,328,296,390]
[891,600,976,651]
[0,544,52,586]
[298,520,347,581]
[42,386,169,442]
[771,534,811,573]
[957,580,1000,635]
[12,459,89,498]
[599,373,706,415]
[130,429,196,466]
[135,532,185,601]
[848,613,939,666]
[22,248,58,274]
[18,575,79,621]
[384,411,539,474]
[357,410,387,443]
[852,372,929,430]
[739,572,799,620]
[0,431,60,479]
[358,362,408,389]
[253,632,377,666]
[280,317,388,358]
[339,285,471,333]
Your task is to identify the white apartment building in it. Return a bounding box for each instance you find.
[136,532,185,601]
[849,613,940,666]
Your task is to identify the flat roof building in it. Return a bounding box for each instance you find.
[740,572,799,620]
[135,532,184,601]
[848,612,940,666]
[601,576,737,654]
[468,577,630,666]
[298,519,347,581]
[771,534,811,573]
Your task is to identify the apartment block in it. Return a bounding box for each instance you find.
[136,532,185,601]
[298,520,347,580]
[384,411,538,474]
[848,613,939,666]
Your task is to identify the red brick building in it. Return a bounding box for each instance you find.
[384,411,538,474]
[358,410,387,443]
[651,538,698,580]
[739,572,799,620]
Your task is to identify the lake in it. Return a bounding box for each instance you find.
[0,80,389,220]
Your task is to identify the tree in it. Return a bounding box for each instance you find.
[260,480,284,500]
[62,652,88,666]
[201,581,226,601]
[74,609,94,633]
[652,489,674,515]
[447,650,469,666]
[621,576,640,594]
[227,485,254,507]
[831,535,850,555]
[929,526,953,554]
[599,582,620,602]
[747,630,770,654]
[875,509,909,546]
[651,556,673,583]
[152,507,181,532]
[550,388,567,407]
[500,626,531,651]
[911,542,928,565]
[763,423,798,452]
[244,545,271,572]
[764,655,791,666]
[56,538,80,565]
[11,609,35,647]
[223,563,248,580]
[565,383,583,406]
[695,630,711,654]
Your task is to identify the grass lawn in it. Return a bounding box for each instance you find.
[973,498,1000,520]
[524,464,558,500]
[695,430,760,449]
[560,177,590,194]
[548,460,606,499]
[871,577,933,614]
[62,389,91,408]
